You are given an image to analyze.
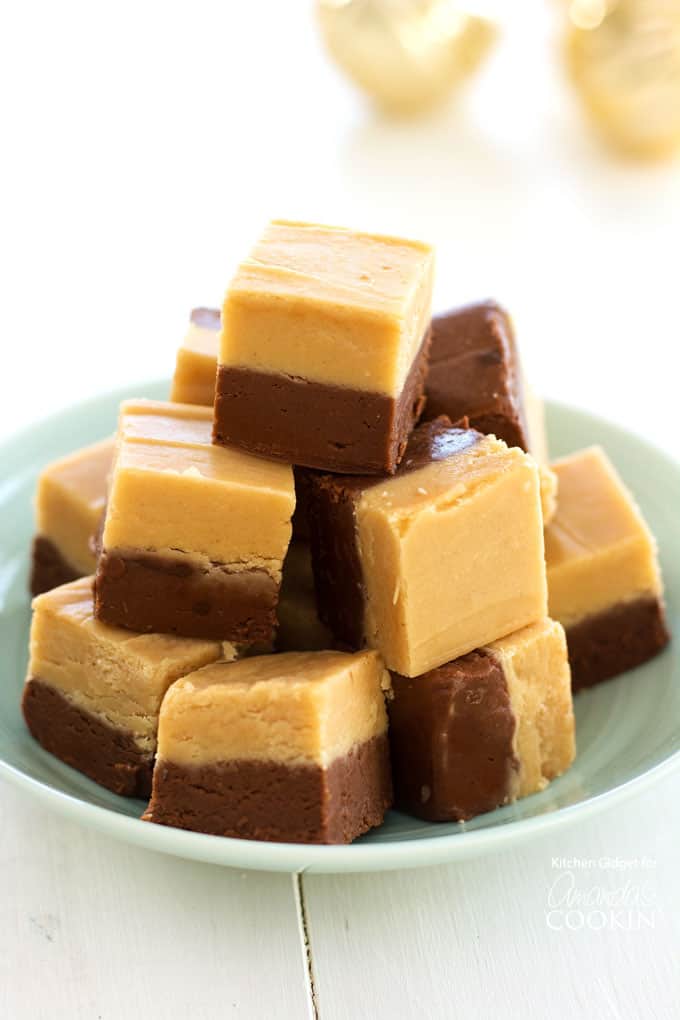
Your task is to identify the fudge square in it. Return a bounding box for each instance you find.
[143,650,393,844]
[545,446,669,691]
[425,301,535,452]
[31,437,114,596]
[389,619,575,822]
[22,577,223,796]
[213,220,435,475]
[169,307,220,407]
[304,417,548,676]
[94,400,295,643]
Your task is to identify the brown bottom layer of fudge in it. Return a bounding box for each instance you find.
[30,536,83,597]
[144,733,391,843]
[566,597,669,692]
[213,330,431,475]
[23,679,153,797]
[390,653,518,822]
[95,551,279,643]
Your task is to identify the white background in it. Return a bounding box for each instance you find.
[1,2,679,1017]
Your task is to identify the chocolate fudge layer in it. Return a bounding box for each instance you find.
[143,650,392,843]
[304,417,547,676]
[425,301,558,523]
[22,577,223,795]
[545,446,669,690]
[214,220,434,474]
[276,541,335,653]
[389,619,575,821]
[94,400,295,642]
[425,301,530,450]
[31,437,114,595]
[169,307,220,407]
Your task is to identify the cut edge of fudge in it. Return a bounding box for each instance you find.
[305,416,548,676]
[214,220,435,474]
[169,307,220,407]
[214,327,432,475]
[94,399,295,642]
[31,436,115,596]
[425,301,530,450]
[22,577,225,797]
[142,649,393,843]
[389,618,575,822]
[545,446,670,690]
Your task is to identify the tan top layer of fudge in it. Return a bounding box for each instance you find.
[35,437,114,575]
[27,577,224,756]
[102,399,295,577]
[170,308,220,406]
[487,619,575,799]
[545,446,664,626]
[222,219,435,397]
[156,650,391,769]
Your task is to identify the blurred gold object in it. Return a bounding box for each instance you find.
[317,0,498,116]
[566,0,680,158]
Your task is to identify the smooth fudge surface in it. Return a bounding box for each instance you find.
[389,619,575,821]
[545,446,669,689]
[22,577,223,796]
[276,541,335,653]
[31,437,114,595]
[94,399,295,642]
[426,301,530,450]
[305,417,548,677]
[214,220,435,474]
[143,650,393,843]
[169,307,220,407]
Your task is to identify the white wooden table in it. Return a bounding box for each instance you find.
[1,3,679,1016]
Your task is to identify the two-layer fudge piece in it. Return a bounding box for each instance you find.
[389,619,575,821]
[304,416,548,676]
[545,447,669,690]
[94,400,295,642]
[169,307,220,406]
[22,577,225,796]
[31,438,114,596]
[425,301,557,521]
[276,542,335,653]
[143,650,392,843]
[213,220,435,474]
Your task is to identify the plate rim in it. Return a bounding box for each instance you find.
[1,735,679,873]
[1,383,678,873]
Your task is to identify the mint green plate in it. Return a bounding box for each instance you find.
[0,383,678,873]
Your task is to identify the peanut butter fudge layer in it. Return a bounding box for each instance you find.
[22,577,224,796]
[214,220,434,474]
[94,400,295,642]
[304,417,548,677]
[545,447,669,690]
[276,542,335,653]
[169,307,220,406]
[31,438,114,596]
[143,650,392,843]
[389,619,575,822]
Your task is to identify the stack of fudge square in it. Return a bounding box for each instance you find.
[24,221,670,844]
